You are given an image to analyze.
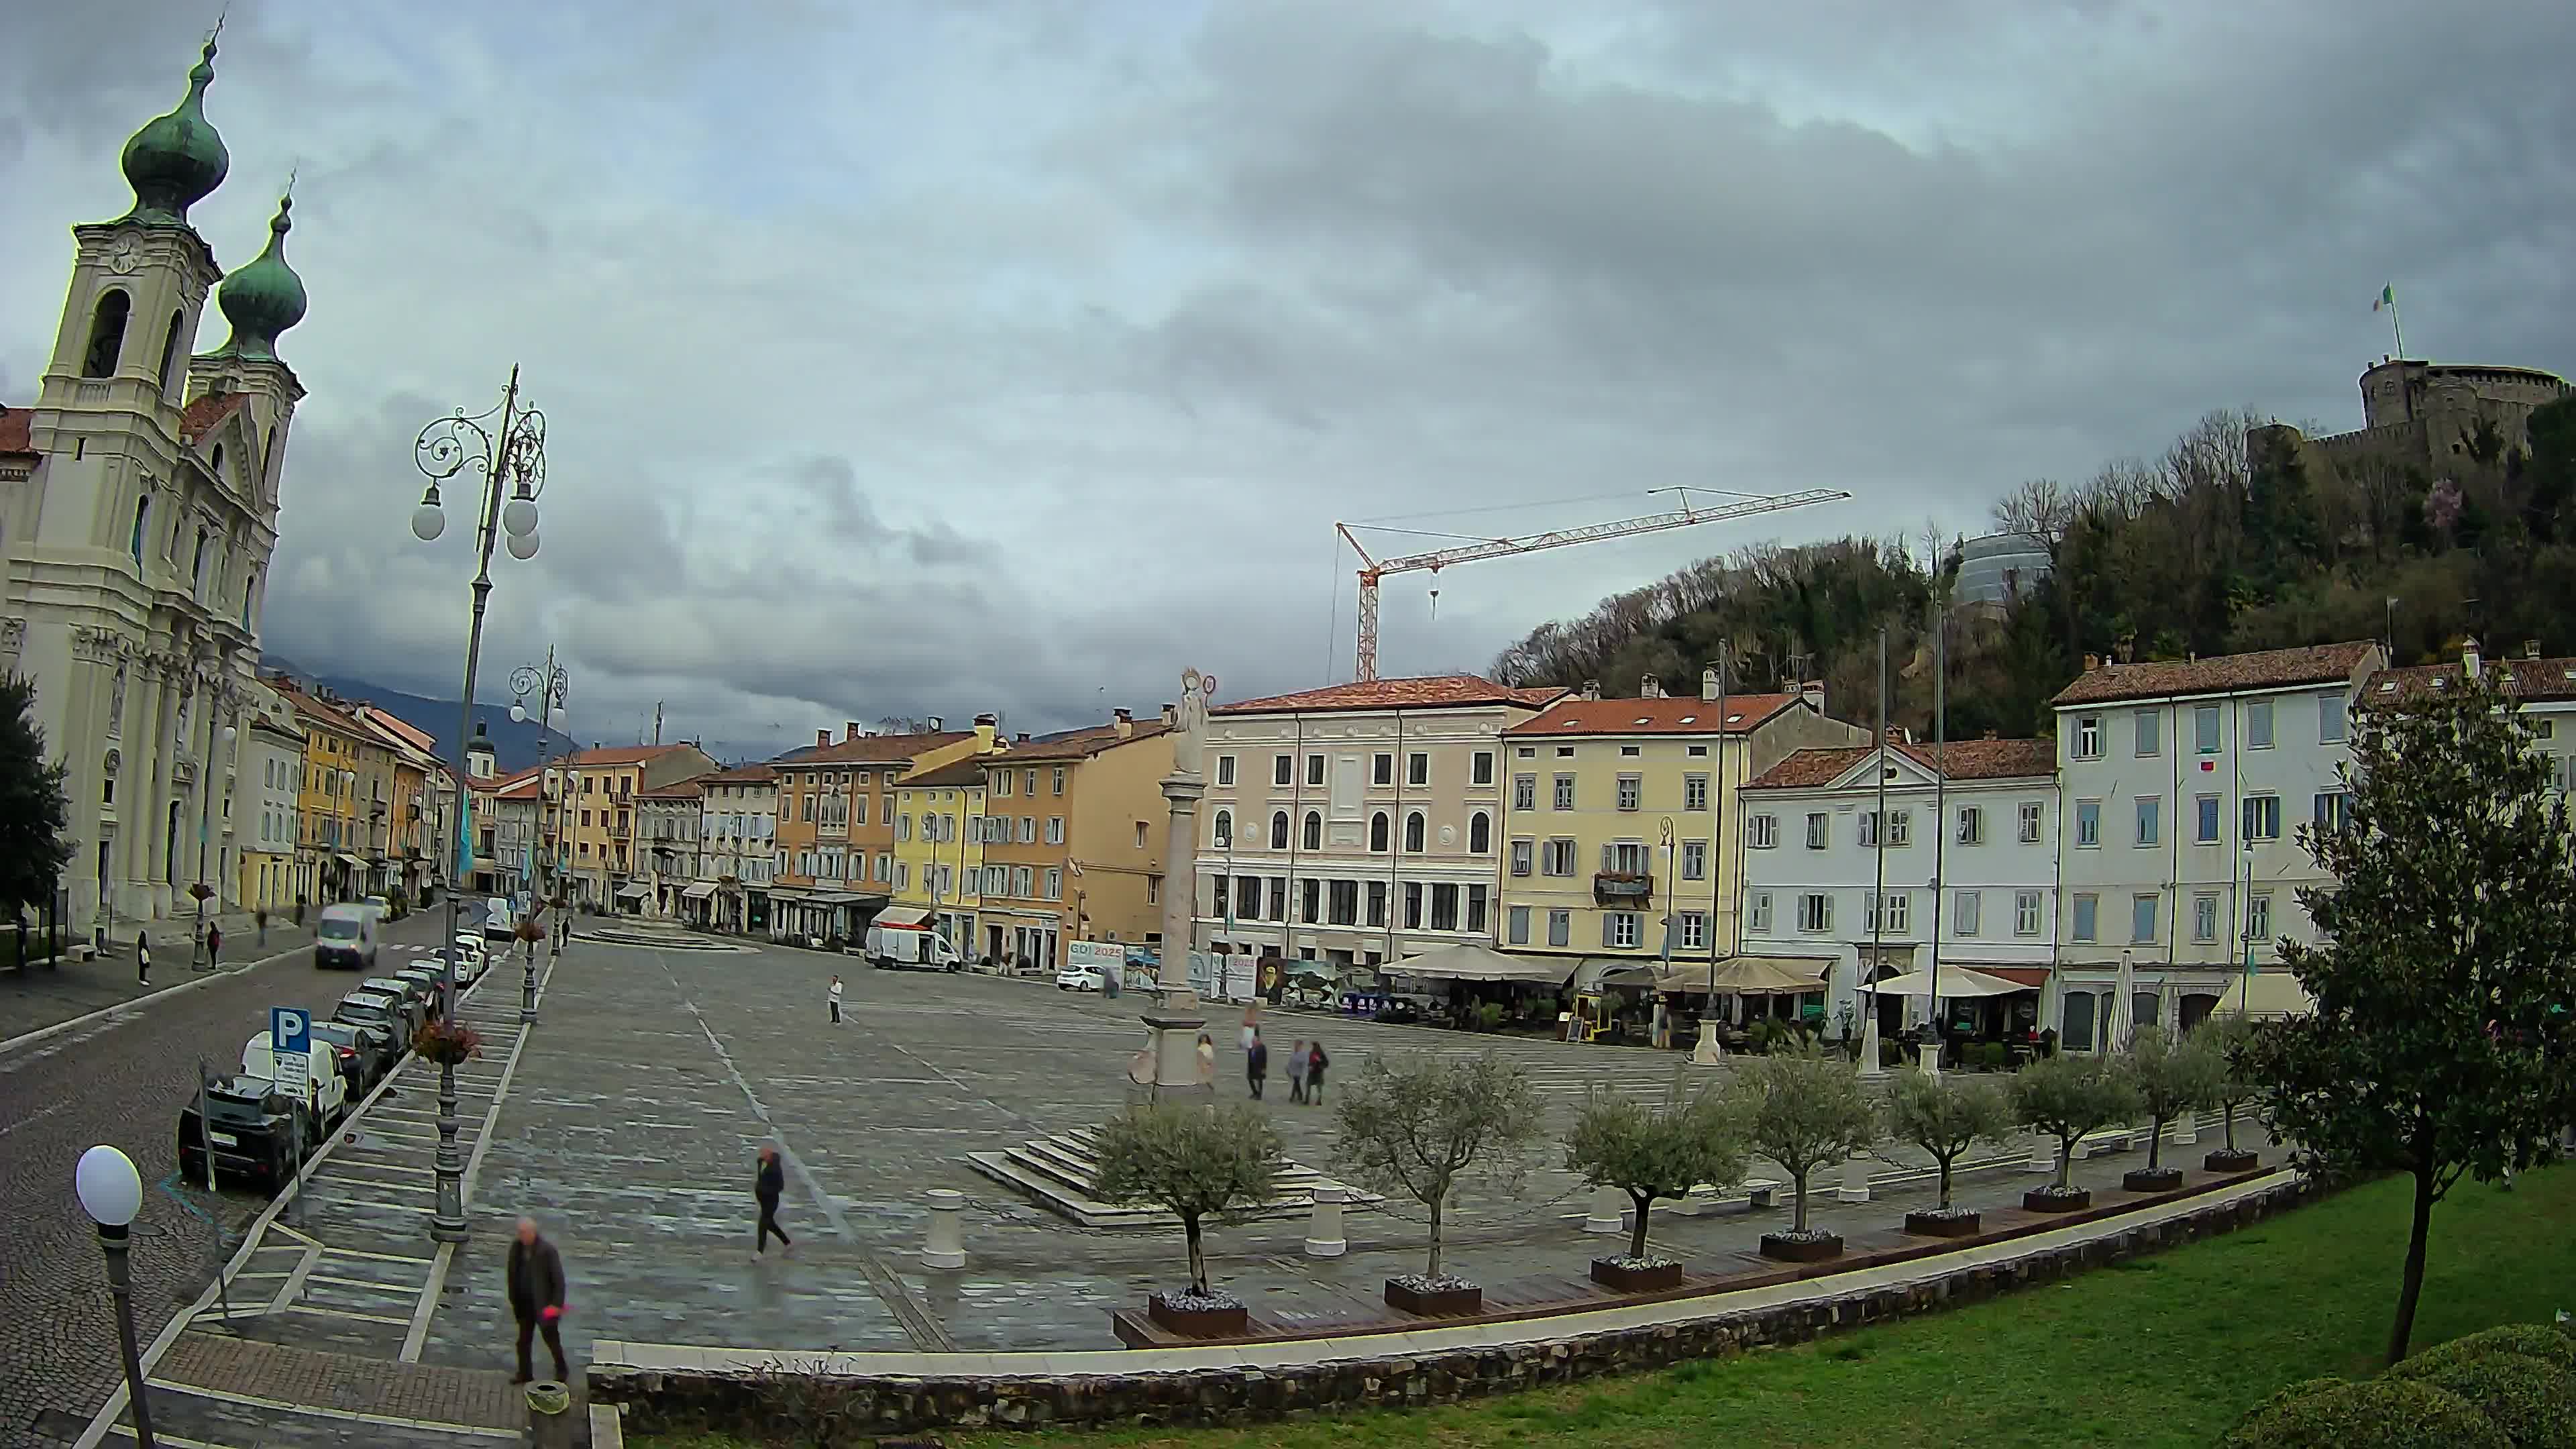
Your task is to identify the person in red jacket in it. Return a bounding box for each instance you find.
[506,1217,570,1384]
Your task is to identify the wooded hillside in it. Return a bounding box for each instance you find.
[1491,394,2576,739]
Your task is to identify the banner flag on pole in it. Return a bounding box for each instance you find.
[2371,284,2395,312]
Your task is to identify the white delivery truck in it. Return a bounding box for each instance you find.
[864,921,964,972]
[240,1028,350,1131]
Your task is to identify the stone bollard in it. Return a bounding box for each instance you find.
[923,1189,966,1270]
[1304,1185,1348,1257]
[525,1380,574,1449]
[1835,1153,1872,1203]
[2026,1138,2058,1174]
[1690,1019,1725,1065]
[1582,1185,1626,1234]
[2172,1111,2198,1147]
[1921,1042,1943,1077]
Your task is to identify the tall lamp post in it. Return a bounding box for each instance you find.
[76,1145,156,1448]
[409,367,548,1245]
[338,768,358,900]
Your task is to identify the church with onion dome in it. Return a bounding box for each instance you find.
[0,33,314,929]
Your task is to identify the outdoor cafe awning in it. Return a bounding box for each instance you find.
[680,882,718,900]
[1606,955,1831,995]
[1387,943,1579,985]
[333,853,364,868]
[1864,965,2027,998]
[875,906,931,928]
[614,882,650,900]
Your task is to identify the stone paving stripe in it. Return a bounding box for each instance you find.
[269,1246,321,1313]
[401,1241,460,1364]
[143,1380,521,1440]
[105,1426,244,1449]
[284,1303,415,1325]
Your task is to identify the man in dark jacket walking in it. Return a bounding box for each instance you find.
[755,1144,792,1256]
[506,1218,569,1384]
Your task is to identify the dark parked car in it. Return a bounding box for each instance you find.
[360,977,433,1038]
[177,1075,317,1191]
[308,1018,394,1095]
[393,966,451,1018]
[333,989,413,1056]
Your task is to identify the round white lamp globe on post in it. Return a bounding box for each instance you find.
[76,1145,156,1447]
[504,529,539,561]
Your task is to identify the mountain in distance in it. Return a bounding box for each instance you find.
[259,654,573,775]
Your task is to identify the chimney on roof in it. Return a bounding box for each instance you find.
[973,712,998,751]
[1984,729,1998,741]
[1640,673,1662,698]
[1016,732,1031,743]
[1113,707,1134,739]
[2084,653,2101,672]
[2463,636,2482,680]
[846,720,861,741]
[1581,679,1601,701]
[1161,702,1177,728]
[1700,667,1719,702]
[1886,725,1906,743]
[816,729,830,748]
[2524,639,2542,660]
[1799,680,1826,714]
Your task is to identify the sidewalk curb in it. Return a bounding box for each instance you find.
[0,937,318,1058]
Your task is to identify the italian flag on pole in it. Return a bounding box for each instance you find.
[2373,284,2395,312]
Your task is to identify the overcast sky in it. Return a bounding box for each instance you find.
[8,1,2573,756]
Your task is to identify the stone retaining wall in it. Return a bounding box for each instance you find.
[592,1177,2315,1440]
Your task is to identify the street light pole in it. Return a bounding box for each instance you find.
[411,366,548,1246]
[76,1146,155,1448]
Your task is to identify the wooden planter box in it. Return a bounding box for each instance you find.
[2123,1167,2184,1193]
[1384,1278,1483,1316]
[1146,1294,1248,1338]
[1590,1257,1684,1292]
[1903,1210,1982,1238]
[2023,1187,2092,1213]
[2204,1148,2261,1173]
[1760,1232,1845,1263]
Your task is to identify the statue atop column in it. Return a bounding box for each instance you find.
[1171,667,1214,778]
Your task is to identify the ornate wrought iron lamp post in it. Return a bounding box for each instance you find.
[511,657,568,1023]
[409,367,547,1244]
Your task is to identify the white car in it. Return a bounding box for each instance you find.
[1055,965,1106,992]
[449,935,486,984]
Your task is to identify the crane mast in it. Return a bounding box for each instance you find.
[1337,487,1850,682]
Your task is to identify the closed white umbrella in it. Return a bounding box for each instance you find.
[2109,950,2137,1053]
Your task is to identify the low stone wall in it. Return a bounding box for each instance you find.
[593,1177,2315,1439]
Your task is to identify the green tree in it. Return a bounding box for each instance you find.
[0,674,72,918]
[2121,1024,2224,1174]
[2198,1014,2264,1158]
[1562,1089,1743,1262]
[1093,1105,1284,1297]
[2243,664,2576,1366]
[1885,1067,2015,1212]
[1333,1053,1544,1280]
[2010,1054,2141,1193]
[1727,1044,1882,1232]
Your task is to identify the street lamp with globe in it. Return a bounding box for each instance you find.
[76,1144,156,1446]
[409,367,547,1246]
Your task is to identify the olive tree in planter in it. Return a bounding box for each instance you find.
[2197,1014,2264,1172]
[1886,1067,2014,1238]
[1727,1044,1881,1261]
[2009,1053,2140,1212]
[1092,1104,1283,1336]
[1333,1052,1542,1316]
[1562,1088,1743,1292]
[2118,1024,2223,1191]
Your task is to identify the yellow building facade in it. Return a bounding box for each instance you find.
[270,680,393,906]
[890,755,994,951]
[1497,678,1865,975]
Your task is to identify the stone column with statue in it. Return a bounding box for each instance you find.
[1138,668,1216,1102]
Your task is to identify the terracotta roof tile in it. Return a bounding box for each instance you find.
[564,743,696,767]
[2367,657,2576,704]
[898,757,994,789]
[2050,642,2379,707]
[1505,693,1801,737]
[1213,675,1566,716]
[770,731,973,769]
[990,720,1171,763]
[0,405,32,458]
[179,392,248,444]
[639,777,706,800]
[699,763,779,784]
[1746,738,2056,791]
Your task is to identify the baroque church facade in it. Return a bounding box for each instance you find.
[0,36,310,928]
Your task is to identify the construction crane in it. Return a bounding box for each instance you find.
[1336,486,1851,682]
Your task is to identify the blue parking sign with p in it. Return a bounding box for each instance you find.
[271,1006,310,1055]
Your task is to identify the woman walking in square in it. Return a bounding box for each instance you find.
[755,1145,794,1256]
[1305,1039,1330,1104]
[1287,1038,1309,1104]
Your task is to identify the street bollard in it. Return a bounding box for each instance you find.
[1303,1184,1348,1257]
[923,1189,965,1270]
[2172,1111,2198,1147]
[2026,1139,2058,1174]
[1582,1185,1625,1235]
[1835,1153,1872,1203]
[525,1380,574,1449]
[1920,1042,1943,1077]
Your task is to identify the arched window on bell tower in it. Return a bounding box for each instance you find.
[129,495,150,565]
[155,309,185,398]
[83,289,131,378]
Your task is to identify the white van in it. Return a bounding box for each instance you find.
[241,1029,350,1130]
[865,922,964,972]
[480,896,517,944]
[313,903,379,971]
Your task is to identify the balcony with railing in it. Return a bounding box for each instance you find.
[1593,871,1654,906]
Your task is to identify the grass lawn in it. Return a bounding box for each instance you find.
[633,1165,2573,1449]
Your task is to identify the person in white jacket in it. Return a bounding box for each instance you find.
[828,975,843,1024]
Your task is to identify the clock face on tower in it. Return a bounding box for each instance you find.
[108,238,142,275]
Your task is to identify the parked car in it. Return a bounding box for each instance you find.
[1055,964,1106,992]
[308,1018,395,1095]
[313,902,379,971]
[332,989,412,1055]
[390,969,449,1022]
[449,934,488,984]
[362,892,409,921]
[240,1029,350,1130]
[358,978,430,1040]
[177,1075,317,1191]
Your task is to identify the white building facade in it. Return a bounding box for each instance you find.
[2047,642,2381,1049]
[639,780,704,918]
[1194,676,1562,969]
[696,763,777,932]
[1739,738,2060,1037]
[1,39,309,928]
[236,679,302,913]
